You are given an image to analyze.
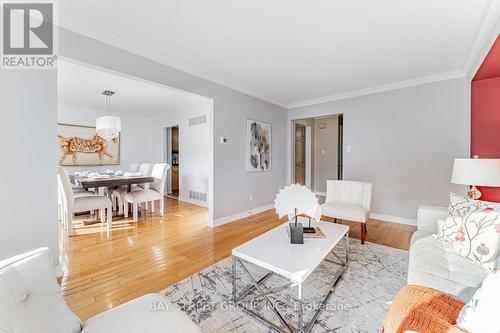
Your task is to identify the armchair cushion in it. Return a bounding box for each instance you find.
[321,201,369,223]
[82,293,201,333]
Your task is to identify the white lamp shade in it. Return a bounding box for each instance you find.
[451,158,500,187]
[96,116,121,132]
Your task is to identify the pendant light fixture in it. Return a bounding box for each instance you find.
[96,90,121,140]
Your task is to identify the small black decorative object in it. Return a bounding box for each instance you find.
[289,208,304,244]
[303,217,316,233]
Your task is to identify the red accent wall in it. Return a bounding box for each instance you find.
[471,35,500,202]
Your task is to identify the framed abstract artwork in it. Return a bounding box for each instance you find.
[57,123,120,166]
[246,119,272,172]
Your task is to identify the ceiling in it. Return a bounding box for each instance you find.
[474,35,500,81]
[58,0,494,107]
[58,61,210,117]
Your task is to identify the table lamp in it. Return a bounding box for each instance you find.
[451,156,500,200]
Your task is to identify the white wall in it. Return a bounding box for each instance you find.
[60,28,288,226]
[58,104,154,172]
[289,78,469,224]
[0,70,59,263]
[151,103,212,208]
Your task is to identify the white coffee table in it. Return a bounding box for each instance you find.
[231,221,349,333]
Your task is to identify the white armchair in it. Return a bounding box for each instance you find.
[320,180,372,244]
[58,166,112,235]
[0,248,201,333]
[124,163,170,222]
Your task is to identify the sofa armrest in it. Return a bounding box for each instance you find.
[417,205,448,234]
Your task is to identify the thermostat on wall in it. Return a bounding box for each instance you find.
[220,137,228,144]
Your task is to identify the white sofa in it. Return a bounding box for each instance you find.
[408,205,490,302]
[0,248,201,333]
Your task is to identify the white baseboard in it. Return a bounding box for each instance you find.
[178,196,208,208]
[370,213,417,226]
[211,203,274,227]
[208,204,417,228]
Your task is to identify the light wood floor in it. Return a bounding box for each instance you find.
[60,197,416,321]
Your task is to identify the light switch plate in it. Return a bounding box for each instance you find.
[346,145,352,153]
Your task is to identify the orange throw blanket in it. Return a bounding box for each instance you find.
[382,285,466,333]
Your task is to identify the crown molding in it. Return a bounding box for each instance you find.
[462,0,500,79]
[287,70,465,109]
[58,19,288,109]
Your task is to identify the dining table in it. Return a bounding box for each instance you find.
[70,174,155,221]
[70,174,154,192]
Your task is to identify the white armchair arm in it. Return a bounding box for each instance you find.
[417,205,448,234]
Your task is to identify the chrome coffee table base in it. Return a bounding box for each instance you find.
[231,233,349,333]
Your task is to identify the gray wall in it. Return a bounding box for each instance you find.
[289,78,469,222]
[0,70,58,262]
[314,116,339,193]
[59,28,288,224]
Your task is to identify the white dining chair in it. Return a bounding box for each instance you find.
[57,166,112,235]
[320,180,372,244]
[136,163,153,189]
[112,163,153,215]
[124,163,170,222]
[129,163,140,173]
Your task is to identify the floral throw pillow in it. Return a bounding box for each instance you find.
[448,192,496,217]
[435,193,500,271]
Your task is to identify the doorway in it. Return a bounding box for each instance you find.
[292,115,343,194]
[165,125,180,199]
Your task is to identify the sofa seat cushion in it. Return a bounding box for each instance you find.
[408,236,489,302]
[410,230,432,246]
[82,293,201,333]
[320,201,369,223]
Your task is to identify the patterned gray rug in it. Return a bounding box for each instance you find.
[161,239,408,333]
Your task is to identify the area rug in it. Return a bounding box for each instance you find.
[161,239,408,332]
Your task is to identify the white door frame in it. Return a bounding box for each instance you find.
[305,126,312,189]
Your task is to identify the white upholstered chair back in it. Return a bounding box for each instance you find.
[0,248,82,333]
[57,166,74,211]
[151,163,170,194]
[325,180,372,210]
[129,163,140,173]
[138,163,153,176]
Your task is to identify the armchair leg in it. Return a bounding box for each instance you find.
[364,223,367,233]
[151,201,155,214]
[360,223,366,244]
[160,198,164,217]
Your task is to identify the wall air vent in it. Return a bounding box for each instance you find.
[189,190,207,202]
[188,115,207,126]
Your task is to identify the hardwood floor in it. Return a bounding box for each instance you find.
[60,197,416,321]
